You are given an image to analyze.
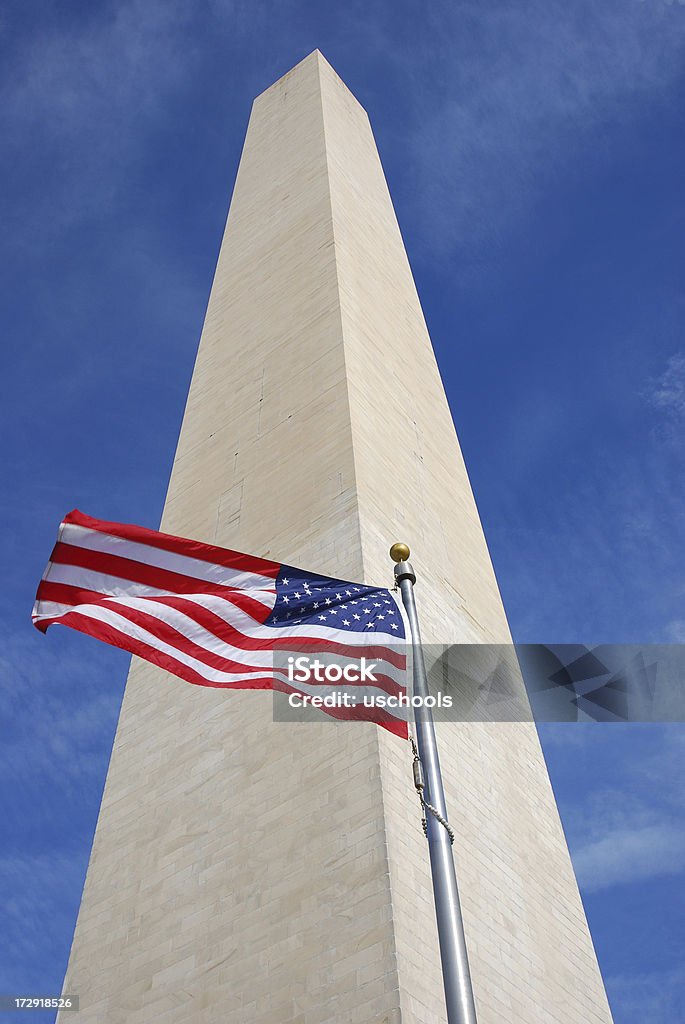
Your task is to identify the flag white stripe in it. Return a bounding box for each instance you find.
[43,564,277,610]
[33,590,400,647]
[58,603,275,679]
[179,593,405,648]
[33,596,405,685]
[119,596,406,684]
[48,603,406,717]
[34,600,89,619]
[59,522,276,591]
[34,600,272,671]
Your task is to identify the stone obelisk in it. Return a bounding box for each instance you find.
[59,52,613,1023]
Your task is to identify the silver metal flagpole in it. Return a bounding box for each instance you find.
[390,543,478,1024]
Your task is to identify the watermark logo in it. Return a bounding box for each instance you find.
[273,644,685,723]
[286,654,379,683]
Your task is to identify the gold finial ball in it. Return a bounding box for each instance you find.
[389,542,411,563]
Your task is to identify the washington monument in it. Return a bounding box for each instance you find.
[58,52,613,1023]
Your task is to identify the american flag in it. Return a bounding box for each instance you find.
[32,510,408,737]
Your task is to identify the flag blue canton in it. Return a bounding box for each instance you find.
[264,567,405,637]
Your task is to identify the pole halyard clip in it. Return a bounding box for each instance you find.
[409,735,455,846]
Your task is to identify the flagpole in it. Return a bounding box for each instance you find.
[390,543,478,1024]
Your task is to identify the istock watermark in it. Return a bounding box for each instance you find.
[274,646,428,724]
[286,689,453,710]
[286,654,380,683]
[273,644,685,724]
[283,653,452,715]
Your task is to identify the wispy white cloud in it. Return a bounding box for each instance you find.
[606,964,685,1024]
[551,729,685,891]
[573,817,685,891]
[0,851,82,960]
[482,342,685,641]
[539,723,607,749]
[487,461,685,641]
[5,0,684,267]
[665,619,685,642]
[1,0,205,234]
[368,1,685,266]
[647,353,685,417]
[0,628,126,790]
[0,851,85,991]
[633,727,685,805]
[644,351,685,449]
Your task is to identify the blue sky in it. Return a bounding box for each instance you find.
[1,1,684,1021]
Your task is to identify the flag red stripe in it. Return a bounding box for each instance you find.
[98,602,279,678]
[105,601,406,698]
[161,594,407,667]
[34,610,408,736]
[36,582,406,667]
[63,510,281,578]
[36,580,273,628]
[99,602,273,676]
[49,542,274,611]
[34,609,278,689]
[35,593,405,698]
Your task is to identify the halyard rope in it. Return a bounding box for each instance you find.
[409,734,455,845]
